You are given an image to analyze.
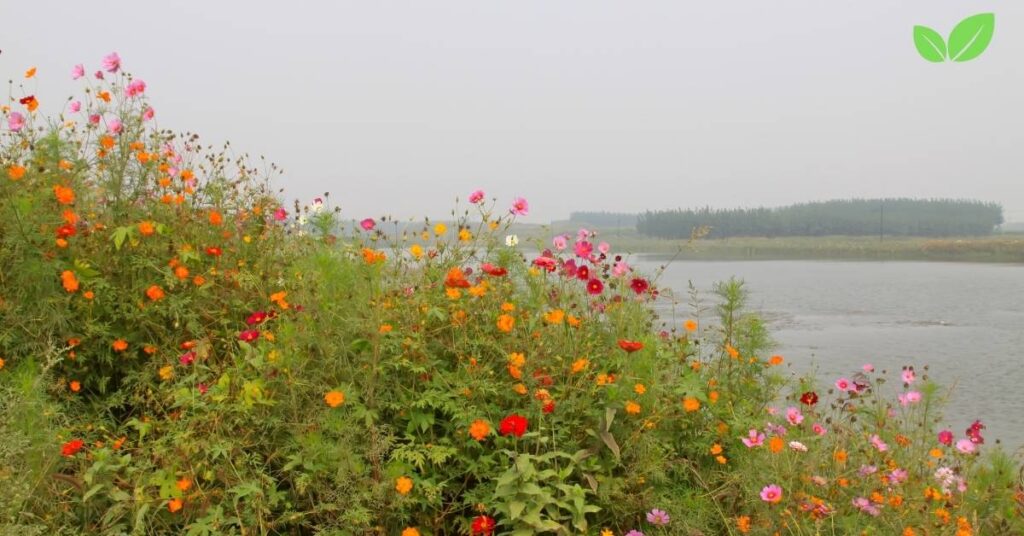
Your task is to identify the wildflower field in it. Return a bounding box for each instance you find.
[1,55,1022,536]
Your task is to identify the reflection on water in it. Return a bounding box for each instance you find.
[632,258,1024,451]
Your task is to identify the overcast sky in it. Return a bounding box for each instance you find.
[3,1,1023,222]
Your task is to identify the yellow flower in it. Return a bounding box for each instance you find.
[633,383,646,395]
[324,390,345,408]
[682,397,701,412]
[446,288,462,300]
[601,530,614,536]
[468,284,487,297]
[513,383,528,395]
[433,223,447,236]
[159,365,174,381]
[543,309,565,325]
[715,455,728,464]
[409,244,424,259]
[458,228,472,241]
[395,476,413,495]
[500,302,515,312]
[508,352,526,367]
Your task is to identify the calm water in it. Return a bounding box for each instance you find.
[632,259,1024,451]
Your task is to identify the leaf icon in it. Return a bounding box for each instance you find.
[948,13,995,62]
[913,25,947,62]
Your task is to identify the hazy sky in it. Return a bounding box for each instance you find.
[4,1,1023,222]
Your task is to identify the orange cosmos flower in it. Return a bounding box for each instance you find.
[25,67,37,78]
[684,319,698,332]
[53,185,75,205]
[736,516,751,534]
[192,275,206,286]
[82,290,94,300]
[176,478,192,492]
[625,401,641,415]
[100,136,115,150]
[496,314,515,333]
[769,355,784,366]
[112,339,128,352]
[167,498,183,513]
[138,221,155,236]
[769,436,784,454]
[7,165,25,180]
[60,270,80,293]
[97,91,111,102]
[395,476,413,495]
[725,344,740,359]
[324,390,345,407]
[69,380,81,392]
[174,266,190,280]
[469,419,490,441]
[682,397,701,412]
[543,309,565,324]
[208,210,223,226]
[146,285,165,301]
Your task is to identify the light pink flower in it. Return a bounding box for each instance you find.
[143,107,155,121]
[107,117,123,135]
[468,190,484,204]
[612,261,630,277]
[760,484,782,504]
[862,363,875,373]
[8,112,25,132]
[785,406,804,426]
[552,235,568,250]
[741,429,765,448]
[576,228,589,241]
[509,197,529,216]
[869,434,888,452]
[812,423,827,436]
[858,465,877,476]
[71,64,85,80]
[788,441,808,452]
[901,368,915,385]
[102,52,121,73]
[834,377,852,391]
[852,497,880,516]
[125,79,146,97]
[598,242,610,254]
[955,439,976,454]
[898,391,922,406]
[69,101,81,113]
[360,218,375,231]
[889,468,908,484]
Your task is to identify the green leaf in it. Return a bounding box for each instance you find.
[83,484,104,503]
[948,13,995,62]
[509,500,525,519]
[913,25,946,62]
[111,226,132,251]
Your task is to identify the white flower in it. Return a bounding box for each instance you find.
[311,198,324,213]
[505,234,519,247]
[298,215,308,226]
[788,441,808,452]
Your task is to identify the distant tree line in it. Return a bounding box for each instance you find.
[636,199,1004,238]
[568,211,637,228]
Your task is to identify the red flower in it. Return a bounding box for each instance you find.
[800,391,819,406]
[532,256,556,272]
[205,246,222,257]
[617,339,644,353]
[246,311,268,325]
[238,330,260,342]
[471,515,496,535]
[576,265,590,281]
[542,401,555,414]
[56,223,77,239]
[630,277,650,295]
[586,278,604,295]
[481,263,507,277]
[61,439,84,457]
[499,414,528,437]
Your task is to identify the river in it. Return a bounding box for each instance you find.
[631,258,1024,452]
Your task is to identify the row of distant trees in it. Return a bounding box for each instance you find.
[568,211,638,228]
[634,199,1004,238]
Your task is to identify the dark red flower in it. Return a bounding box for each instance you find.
[481,263,507,277]
[617,339,644,353]
[967,420,985,444]
[577,265,590,281]
[205,246,222,257]
[542,401,555,414]
[246,311,268,325]
[800,391,819,406]
[586,278,604,295]
[238,329,260,342]
[630,277,650,295]
[471,515,496,535]
[499,414,528,437]
[61,438,84,457]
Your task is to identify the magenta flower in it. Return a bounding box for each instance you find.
[646,509,670,526]
[852,497,881,516]
[197,383,209,395]
[238,330,260,343]
[812,423,827,436]
[510,197,529,216]
[125,79,146,97]
[8,112,25,132]
[889,468,908,484]
[898,391,922,406]
[142,107,155,121]
[574,240,593,258]
[89,114,101,125]
[938,429,954,446]
[107,117,123,135]
[834,377,852,391]
[760,484,783,504]
[274,207,287,221]
[741,429,765,448]
[468,189,485,204]
[359,218,375,231]
[966,420,985,444]
[94,70,104,80]
[179,351,196,365]
[576,228,590,241]
[624,531,644,536]
[71,64,85,80]
[102,52,122,73]
[69,101,81,113]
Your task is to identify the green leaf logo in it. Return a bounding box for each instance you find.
[913,13,995,63]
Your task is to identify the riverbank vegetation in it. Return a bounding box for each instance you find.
[2,55,1022,535]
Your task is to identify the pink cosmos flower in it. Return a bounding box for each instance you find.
[760,484,782,504]
[102,52,122,73]
[612,260,630,277]
[955,439,976,454]
[71,64,85,80]
[89,114,101,125]
[858,465,877,476]
[834,377,852,391]
[937,429,954,446]
[107,117,123,135]
[69,101,81,113]
[966,420,985,444]
[598,241,610,255]
[646,509,670,526]
[901,368,915,385]
[179,351,196,365]
[576,228,589,241]
[898,391,922,406]
[862,363,875,373]
[552,235,568,251]
[509,197,529,216]
[741,429,765,448]
[812,423,827,436]
[852,497,881,516]
[889,468,908,485]
[765,423,787,436]
[8,112,25,132]
[785,406,804,426]
[869,434,888,452]
[574,240,593,258]
[143,107,155,121]
[198,383,209,395]
[125,79,146,97]
[360,218,375,231]
[274,208,287,221]
[468,189,484,204]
